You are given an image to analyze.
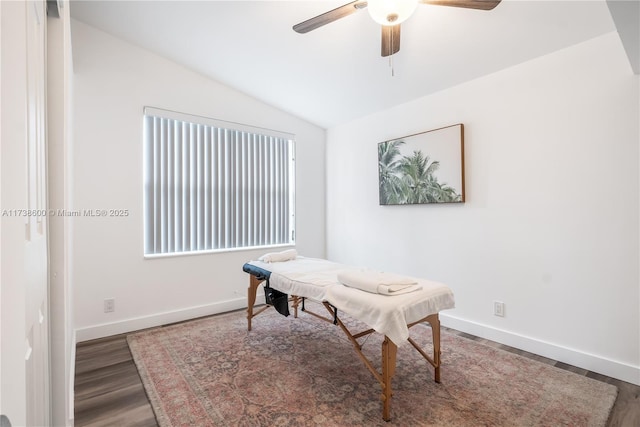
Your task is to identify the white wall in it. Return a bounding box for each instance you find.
[71,20,326,340]
[326,32,640,385]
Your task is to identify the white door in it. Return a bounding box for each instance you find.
[0,0,51,425]
[25,1,51,425]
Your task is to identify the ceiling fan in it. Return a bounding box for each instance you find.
[293,0,501,57]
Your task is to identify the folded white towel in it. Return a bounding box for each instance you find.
[337,270,422,296]
[259,249,298,263]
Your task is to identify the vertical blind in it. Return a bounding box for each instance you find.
[143,107,295,256]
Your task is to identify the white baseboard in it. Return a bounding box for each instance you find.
[68,330,75,426]
[441,313,640,386]
[75,295,265,342]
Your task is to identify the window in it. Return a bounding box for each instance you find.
[143,107,295,256]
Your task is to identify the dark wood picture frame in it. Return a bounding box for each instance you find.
[378,123,465,205]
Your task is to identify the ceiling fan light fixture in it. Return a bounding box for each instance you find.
[367,0,419,26]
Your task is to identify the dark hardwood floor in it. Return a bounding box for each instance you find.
[74,313,640,427]
[74,334,157,427]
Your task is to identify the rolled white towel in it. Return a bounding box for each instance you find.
[259,249,298,263]
[337,270,422,295]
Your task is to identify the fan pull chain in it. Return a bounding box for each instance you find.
[388,27,395,77]
[389,54,394,77]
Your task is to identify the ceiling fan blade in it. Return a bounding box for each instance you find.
[420,0,501,11]
[293,1,368,34]
[381,24,401,57]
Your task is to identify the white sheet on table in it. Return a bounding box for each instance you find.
[247,257,455,346]
[248,257,344,301]
[324,281,455,346]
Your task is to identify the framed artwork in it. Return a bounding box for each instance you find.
[378,123,464,205]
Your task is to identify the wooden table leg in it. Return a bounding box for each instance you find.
[381,336,397,421]
[426,314,441,383]
[247,275,262,331]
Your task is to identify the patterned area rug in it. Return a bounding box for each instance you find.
[127,306,617,427]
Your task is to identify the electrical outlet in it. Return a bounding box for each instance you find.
[493,301,505,317]
[104,298,115,313]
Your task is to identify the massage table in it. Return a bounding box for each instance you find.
[242,256,455,422]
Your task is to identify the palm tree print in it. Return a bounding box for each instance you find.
[378,140,461,204]
[378,140,406,205]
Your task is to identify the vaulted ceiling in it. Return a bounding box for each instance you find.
[70,1,622,129]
